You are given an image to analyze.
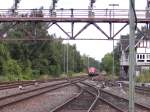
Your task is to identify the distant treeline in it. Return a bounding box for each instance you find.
[0,9,100,81]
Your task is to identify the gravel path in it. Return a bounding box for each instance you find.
[0,85,79,112]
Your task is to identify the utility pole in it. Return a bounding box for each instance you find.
[129,0,135,112]
[64,44,66,74]
[109,4,119,80]
[66,40,69,75]
[87,56,90,68]
[72,49,75,72]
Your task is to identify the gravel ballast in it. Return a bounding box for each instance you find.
[0,85,79,112]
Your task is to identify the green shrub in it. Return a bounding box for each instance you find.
[3,59,22,81]
[136,70,150,83]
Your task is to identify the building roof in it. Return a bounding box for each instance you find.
[120,27,150,51]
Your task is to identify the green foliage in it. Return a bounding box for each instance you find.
[100,53,113,74]
[49,64,61,77]
[21,60,33,80]
[3,59,22,81]
[100,42,121,76]
[67,71,74,77]
[100,53,120,75]
[0,43,9,58]
[136,70,150,83]
[0,9,101,80]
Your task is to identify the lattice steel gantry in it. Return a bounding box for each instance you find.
[0,0,150,40]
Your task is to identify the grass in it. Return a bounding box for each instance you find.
[0,72,87,82]
[136,70,150,83]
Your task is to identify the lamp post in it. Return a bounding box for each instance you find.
[72,49,75,72]
[87,55,90,68]
[109,4,119,80]
[66,40,69,75]
[64,44,66,74]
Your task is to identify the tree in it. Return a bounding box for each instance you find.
[3,59,22,81]
[101,53,113,74]
[0,8,101,80]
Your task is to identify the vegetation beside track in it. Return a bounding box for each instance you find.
[0,9,100,81]
[136,70,150,83]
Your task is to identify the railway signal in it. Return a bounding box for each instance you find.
[50,0,59,16]
[14,0,20,9]
[90,0,96,8]
[88,0,96,17]
[12,0,21,15]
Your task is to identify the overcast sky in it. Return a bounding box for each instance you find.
[0,0,147,61]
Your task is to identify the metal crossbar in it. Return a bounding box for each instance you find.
[0,9,149,23]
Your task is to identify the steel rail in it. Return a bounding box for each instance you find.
[0,79,67,90]
[0,78,84,108]
[100,89,150,111]
[87,88,100,112]
[76,82,125,112]
[81,82,125,112]
[122,84,150,96]
[73,83,99,112]
[50,89,83,112]
[50,82,99,112]
[0,76,87,90]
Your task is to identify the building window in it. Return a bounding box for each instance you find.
[137,55,139,59]
[147,60,150,62]
[147,54,149,59]
[138,60,144,62]
[140,55,142,59]
[143,55,145,59]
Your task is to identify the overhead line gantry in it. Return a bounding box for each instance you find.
[0,1,149,40]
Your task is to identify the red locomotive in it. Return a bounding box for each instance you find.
[88,67,98,77]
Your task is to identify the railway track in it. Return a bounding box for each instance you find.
[0,76,87,108]
[50,81,99,112]
[80,82,124,112]
[2,76,148,112]
[50,81,126,112]
[83,81,150,112]
[0,76,86,90]
[122,84,150,96]
[0,79,65,90]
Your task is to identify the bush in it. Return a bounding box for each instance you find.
[67,71,74,77]
[3,59,22,81]
[136,70,150,83]
[49,65,61,77]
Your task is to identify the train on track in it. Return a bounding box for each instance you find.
[88,67,99,77]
